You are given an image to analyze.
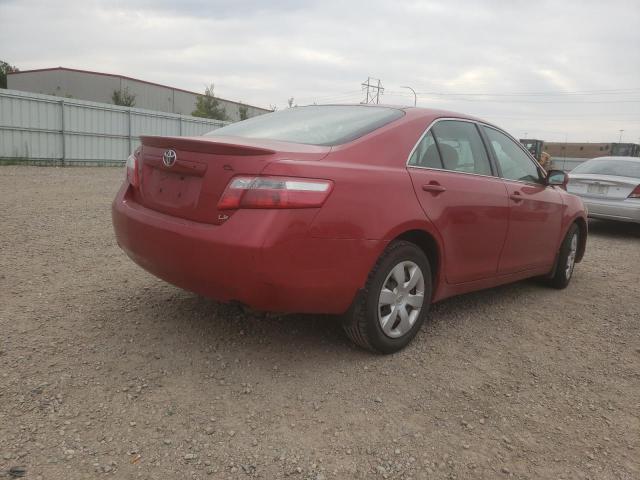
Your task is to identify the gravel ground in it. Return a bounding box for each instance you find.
[0,166,639,480]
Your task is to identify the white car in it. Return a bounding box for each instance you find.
[567,156,640,223]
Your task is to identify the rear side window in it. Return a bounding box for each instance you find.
[408,120,492,176]
[483,127,544,184]
[432,121,492,175]
[408,131,442,168]
[205,105,404,146]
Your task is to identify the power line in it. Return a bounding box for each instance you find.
[443,98,640,104]
[301,95,364,106]
[384,90,640,104]
[295,90,362,103]
[485,113,640,119]
[385,87,640,97]
[297,85,640,107]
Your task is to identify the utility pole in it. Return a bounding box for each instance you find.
[401,86,416,106]
[361,77,384,104]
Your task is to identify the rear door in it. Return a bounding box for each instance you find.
[407,120,510,284]
[481,126,564,273]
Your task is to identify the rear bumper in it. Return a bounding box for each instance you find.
[112,184,384,314]
[582,197,640,223]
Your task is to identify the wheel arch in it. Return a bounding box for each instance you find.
[573,216,588,262]
[393,229,440,280]
[384,225,445,301]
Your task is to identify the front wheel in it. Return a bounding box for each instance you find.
[343,241,432,354]
[547,223,580,289]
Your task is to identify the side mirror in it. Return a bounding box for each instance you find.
[547,170,568,189]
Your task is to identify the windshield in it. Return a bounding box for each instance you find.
[205,105,404,146]
[572,158,640,178]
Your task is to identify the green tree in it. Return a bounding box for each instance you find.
[112,87,136,107]
[0,61,19,89]
[238,104,249,121]
[192,84,227,120]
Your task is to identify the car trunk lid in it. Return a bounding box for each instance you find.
[132,135,331,225]
[567,173,640,200]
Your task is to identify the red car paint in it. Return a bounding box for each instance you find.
[112,107,587,314]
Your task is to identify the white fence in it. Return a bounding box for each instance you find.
[0,89,229,166]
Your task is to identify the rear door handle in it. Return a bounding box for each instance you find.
[422,184,446,194]
[509,192,523,202]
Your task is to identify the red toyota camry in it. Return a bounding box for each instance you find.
[112,105,587,353]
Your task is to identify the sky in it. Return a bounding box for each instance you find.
[1,0,639,143]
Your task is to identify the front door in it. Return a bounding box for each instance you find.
[481,126,564,273]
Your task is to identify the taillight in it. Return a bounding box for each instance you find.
[126,151,140,187]
[629,185,640,198]
[218,176,333,210]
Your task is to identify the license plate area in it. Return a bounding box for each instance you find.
[587,184,608,195]
[147,168,202,208]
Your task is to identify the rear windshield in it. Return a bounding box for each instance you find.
[205,105,404,146]
[572,158,640,178]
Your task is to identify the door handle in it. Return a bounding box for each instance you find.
[422,184,446,194]
[509,192,523,202]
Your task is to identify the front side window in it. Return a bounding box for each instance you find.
[430,120,492,176]
[483,127,544,184]
[205,105,404,146]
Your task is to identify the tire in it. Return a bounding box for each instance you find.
[547,223,580,289]
[342,240,432,354]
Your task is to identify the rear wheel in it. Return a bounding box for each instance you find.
[547,223,580,289]
[343,241,432,354]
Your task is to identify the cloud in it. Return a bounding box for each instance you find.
[1,0,639,142]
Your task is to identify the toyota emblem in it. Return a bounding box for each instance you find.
[162,149,177,167]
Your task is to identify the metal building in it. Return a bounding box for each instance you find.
[543,142,640,159]
[7,67,269,122]
[520,139,640,171]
